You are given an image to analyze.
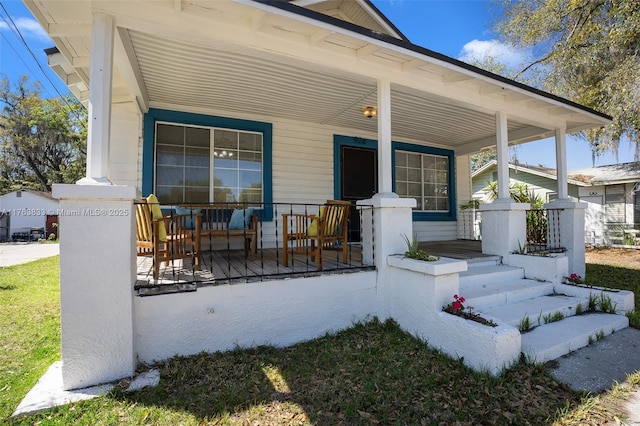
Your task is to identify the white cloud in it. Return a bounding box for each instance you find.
[458,39,529,69]
[0,17,49,41]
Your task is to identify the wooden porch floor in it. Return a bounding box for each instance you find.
[135,240,488,294]
[136,245,369,289]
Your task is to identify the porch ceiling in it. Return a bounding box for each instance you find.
[129,29,532,151]
[26,0,611,155]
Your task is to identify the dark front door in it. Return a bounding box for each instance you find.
[341,146,378,241]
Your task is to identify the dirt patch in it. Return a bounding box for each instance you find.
[586,246,640,269]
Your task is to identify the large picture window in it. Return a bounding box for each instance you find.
[392,142,455,221]
[155,123,263,204]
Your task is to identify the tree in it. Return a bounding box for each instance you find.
[0,75,86,193]
[496,0,640,160]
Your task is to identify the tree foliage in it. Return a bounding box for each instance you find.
[496,0,640,160]
[0,75,86,193]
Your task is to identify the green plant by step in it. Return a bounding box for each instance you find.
[596,293,617,314]
[542,311,565,324]
[626,310,640,328]
[518,314,532,332]
[401,233,440,261]
[575,303,584,315]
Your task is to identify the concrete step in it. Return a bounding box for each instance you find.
[459,264,524,288]
[461,278,554,310]
[466,256,501,268]
[521,313,629,364]
[476,294,581,328]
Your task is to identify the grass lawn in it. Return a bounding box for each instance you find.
[2,253,640,425]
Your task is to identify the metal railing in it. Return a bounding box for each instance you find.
[524,208,565,255]
[458,209,482,240]
[134,201,375,294]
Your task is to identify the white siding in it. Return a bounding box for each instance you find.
[109,101,142,189]
[0,191,59,236]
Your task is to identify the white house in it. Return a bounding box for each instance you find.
[21,0,633,392]
[471,161,640,245]
[0,189,59,241]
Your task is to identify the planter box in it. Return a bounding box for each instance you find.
[507,253,568,283]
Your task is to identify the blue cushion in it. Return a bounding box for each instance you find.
[175,206,201,230]
[228,208,255,230]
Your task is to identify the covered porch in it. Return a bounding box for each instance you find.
[26,0,613,391]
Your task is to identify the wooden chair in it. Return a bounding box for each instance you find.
[282,200,350,270]
[135,199,202,279]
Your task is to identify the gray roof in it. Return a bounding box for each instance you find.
[568,162,640,184]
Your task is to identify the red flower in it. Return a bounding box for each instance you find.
[452,301,463,311]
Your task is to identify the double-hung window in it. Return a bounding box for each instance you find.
[393,143,455,220]
[155,123,263,204]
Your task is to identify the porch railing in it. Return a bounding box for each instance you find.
[457,209,482,240]
[134,201,375,294]
[525,208,565,255]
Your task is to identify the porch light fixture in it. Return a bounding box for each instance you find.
[362,106,377,118]
[213,150,233,158]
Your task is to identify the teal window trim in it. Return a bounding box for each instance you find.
[392,142,456,221]
[333,134,378,199]
[142,108,273,220]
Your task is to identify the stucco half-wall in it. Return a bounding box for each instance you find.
[134,271,378,363]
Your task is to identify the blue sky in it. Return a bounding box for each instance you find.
[0,0,635,169]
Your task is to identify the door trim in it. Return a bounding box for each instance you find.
[333,135,378,200]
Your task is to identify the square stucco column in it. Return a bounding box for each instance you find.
[52,184,137,390]
[545,200,587,278]
[480,201,529,259]
[357,193,416,318]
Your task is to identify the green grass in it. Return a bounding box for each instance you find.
[2,253,640,425]
[586,262,640,327]
[0,257,61,419]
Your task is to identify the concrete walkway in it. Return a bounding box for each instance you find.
[547,327,640,424]
[0,242,59,267]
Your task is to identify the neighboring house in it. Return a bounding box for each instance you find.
[24,0,629,392]
[0,189,59,241]
[471,161,640,245]
[471,161,583,204]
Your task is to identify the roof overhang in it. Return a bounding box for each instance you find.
[28,0,612,155]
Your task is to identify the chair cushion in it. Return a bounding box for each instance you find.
[306,206,325,237]
[175,206,201,230]
[146,194,167,242]
[228,207,255,230]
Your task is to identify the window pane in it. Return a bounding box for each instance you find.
[396,182,407,197]
[157,145,184,166]
[408,183,421,197]
[239,190,262,203]
[185,167,210,187]
[437,197,449,211]
[395,166,407,181]
[185,147,209,167]
[238,151,262,170]
[423,183,436,197]
[214,169,238,188]
[435,156,448,170]
[240,170,262,188]
[214,156,238,169]
[184,186,209,203]
[407,153,421,168]
[215,130,238,150]
[423,155,436,170]
[156,165,183,186]
[239,132,262,152]
[185,127,210,148]
[157,124,184,145]
[156,185,183,204]
[396,152,407,167]
[407,168,421,182]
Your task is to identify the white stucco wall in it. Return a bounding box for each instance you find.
[134,271,378,363]
[0,190,59,237]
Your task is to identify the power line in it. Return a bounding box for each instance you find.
[0,0,79,115]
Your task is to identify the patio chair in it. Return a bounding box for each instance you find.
[282,199,350,270]
[135,196,202,279]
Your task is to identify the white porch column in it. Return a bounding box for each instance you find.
[495,111,511,202]
[79,13,115,185]
[554,127,569,200]
[52,184,137,390]
[357,194,415,318]
[377,79,393,195]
